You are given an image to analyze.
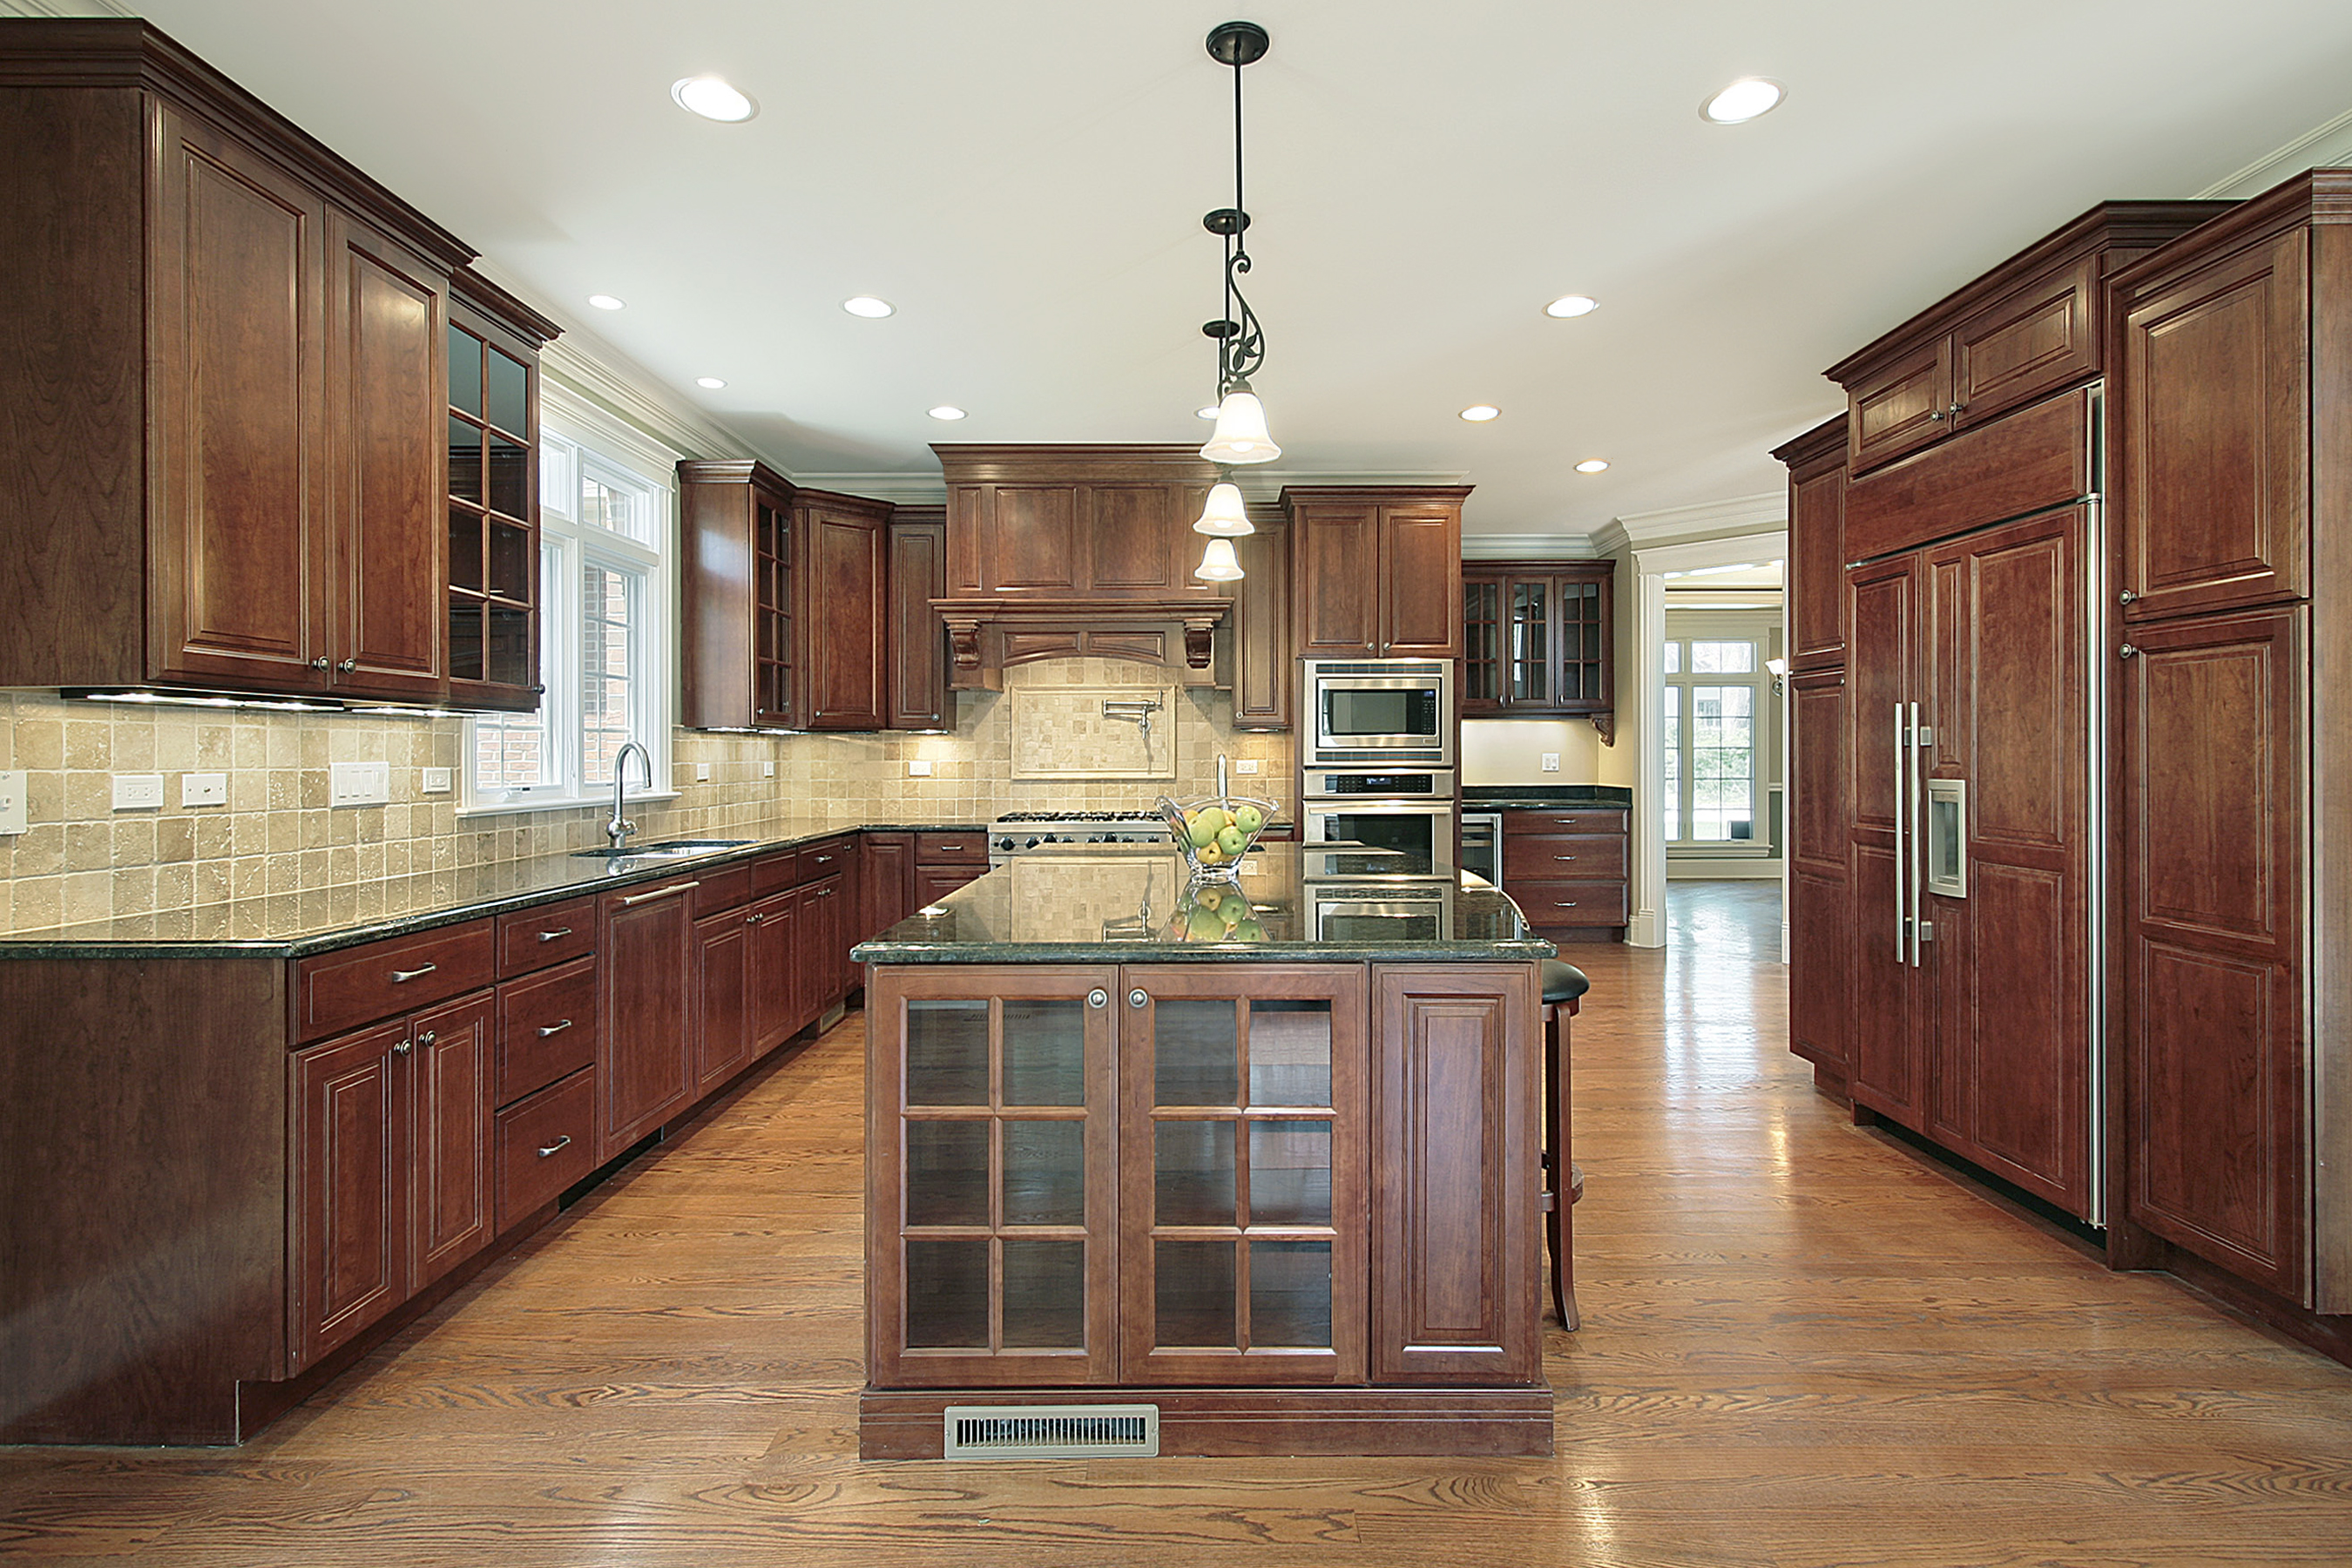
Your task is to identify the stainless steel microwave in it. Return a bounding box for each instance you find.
[1303,659,1453,767]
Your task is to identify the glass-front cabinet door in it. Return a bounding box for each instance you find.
[1117,966,1367,1384]
[868,967,1119,1387]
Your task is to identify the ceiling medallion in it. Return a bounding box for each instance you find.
[1193,20,1276,583]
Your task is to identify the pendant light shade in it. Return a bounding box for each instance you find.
[1193,537,1245,581]
[1193,480,1254,537]
[1200,389,1280,465]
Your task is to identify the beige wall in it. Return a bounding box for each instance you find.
[0,659,1291,934]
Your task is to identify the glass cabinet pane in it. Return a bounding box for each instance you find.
[1247,1240,1333,1348]
[447,324,483,418]
[1156,1120,1235,1226]
[1510,581,1549,702]
[1155,998,1239,1105]
[448,507,483,592]
[1002,1119,1085,1227]
[448,416,483,504]
[906,1121,990,1227]
[1247,1120,1333,1225]
[488,433,528,519]
[486,346,529,435]
[906,999,988,1105]
[1247,999,1332,1106]
[1004,998,1085,1105]
[447,598,483,682]
[905,1239,990,1348]
[486,604,531,688]
[1001,1240,1086,1348]
[1155,1240,1237,1348]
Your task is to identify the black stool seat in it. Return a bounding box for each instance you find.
[1542,959,1590,1006]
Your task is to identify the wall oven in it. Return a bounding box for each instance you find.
[1304,659,1453,767]
[1301,799,1456,879]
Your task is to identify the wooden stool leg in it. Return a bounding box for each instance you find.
[1544,999,1568,1327]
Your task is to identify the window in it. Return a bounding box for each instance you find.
[1661,631,1766,852]
[465,395,674,813]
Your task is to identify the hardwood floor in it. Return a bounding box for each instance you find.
[6,881,2352,1565]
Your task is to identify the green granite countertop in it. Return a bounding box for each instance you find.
[854,843,1553,965]
[0,816,985,960]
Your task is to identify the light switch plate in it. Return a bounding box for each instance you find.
[329,760,390,808]
[112,774,166,810]
[762,760,775,778]
[907,760,934,777]
[1540,752,1561,773]
[695,761,712,782]
[420,767,453,794]
[1233,759,1260,774]
[0,769,26,835]
[179,772,228,808]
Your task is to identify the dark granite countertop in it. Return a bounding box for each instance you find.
[854,843,1554,965]
[0,817,987,960]
[1462,785,1632,810]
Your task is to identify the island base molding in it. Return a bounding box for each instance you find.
[858,1384,1556,1458]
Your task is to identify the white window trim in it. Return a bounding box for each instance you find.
[460,384,680,818]
[1662,612,1773,858]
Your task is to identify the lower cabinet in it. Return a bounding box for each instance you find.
[598,876,700,1160]
[865,962,1532,1395]
[694,904,754,1096]
[290,989,494,1370]
[747,889,803,1054]
[1499,808,1630,940]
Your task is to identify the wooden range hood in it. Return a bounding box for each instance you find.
[930,444,1235,690]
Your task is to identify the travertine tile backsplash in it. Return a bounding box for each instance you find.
[0,659,1291,933]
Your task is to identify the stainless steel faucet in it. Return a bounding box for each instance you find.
[607,741,653,851]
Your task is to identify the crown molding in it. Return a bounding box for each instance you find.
[799,463,1474,510]
[0,0,134,16]
[1593,490,1786,556]
[2199,104,2352,200]
[1461,531,1602,560]
[794,471,950,504]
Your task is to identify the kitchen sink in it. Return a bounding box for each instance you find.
[570,838,754,862]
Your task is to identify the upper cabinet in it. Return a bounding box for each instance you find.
[886,507,950,732]
[1460,561,1614,735]
[1772,416,1848,672]
[1283,486,1470,659]
[444,269,558,712]
[1226,507,1292,731]
[1826,202,2227,476]
[678,463,892,732]
[0,20,553,708]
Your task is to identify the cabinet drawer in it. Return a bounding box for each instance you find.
[1503,809,1626,836]
[496,1067,597,1231]
[1503,833,1627,882]
[694,863,754,914]
[497,896,596,977]
[913,863,985,904]
[915,831,987,865]
[496,956,598,1105]
[297,920,497,1042]
[798,837,856,882]
[1508,878,1628,926]
[752,849,800,897]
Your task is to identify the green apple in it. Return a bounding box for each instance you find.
[1216,824,1247,856]
[1186,908,1227,942]
[1232,803,1265,835]
[1230,917,1265,942]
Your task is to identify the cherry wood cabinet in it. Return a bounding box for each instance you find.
[1497,808,1631,940]
[747,889,803,1055]
[1227,510,1293,730]
[862,833,916,947]
[887,509,950,731]
[1284,487,1470,659]
[799,490,891,730]
[1787,666,1851,1085]
[444,270,557,712]
[1827,201,2225,476]
[597,877,700,1160]
[1774,416,1849,672]
[693,907,754,1097]
[1461,561,1613,728]
[0,21,547,709]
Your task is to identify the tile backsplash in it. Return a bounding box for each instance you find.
[0,659,1291,933]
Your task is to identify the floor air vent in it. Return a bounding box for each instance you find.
[943,1403,1160,1458]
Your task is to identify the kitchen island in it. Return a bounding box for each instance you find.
[852,844,1558,1457]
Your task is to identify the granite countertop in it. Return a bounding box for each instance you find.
[854,843,1555,965]
[1462,785,1632,810]
[0,816,987,960]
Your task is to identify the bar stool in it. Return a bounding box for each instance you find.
[1540,958,1589,1329]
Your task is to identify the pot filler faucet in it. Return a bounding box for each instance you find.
[607,741,653,851]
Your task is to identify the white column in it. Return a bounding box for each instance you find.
[1627,562,1667,948]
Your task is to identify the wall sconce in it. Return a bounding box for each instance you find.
[1766,656,1788,696]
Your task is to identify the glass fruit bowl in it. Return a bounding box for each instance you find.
[1156,793,1277,883]
[1164,880,1269,943]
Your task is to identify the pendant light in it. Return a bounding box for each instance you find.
[1193,20,1276,583]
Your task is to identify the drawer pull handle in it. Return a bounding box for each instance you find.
[390,963,438,982]
[1553,901,1580,909]
[814,854,835,864]
[620,881,700,906]
[537,1018,573,1037]
[537,927,573,943]
[817,889,835,898]
[936,843,964,851]
[1552,855,1578,862]
[537,1134,572,1159]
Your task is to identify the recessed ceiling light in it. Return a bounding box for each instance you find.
[587,294,625,311]
[1196,406,1221,420]
[1575,458,1610,473]
[1701,78,1784,125]
[671,75,757,123]
[843,295,895,318]
[1460,404,1501,422]
[696,376,727,389]
[1545,294,1598,319]
[928,405,967,421]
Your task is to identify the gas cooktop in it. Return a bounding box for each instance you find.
[987,809,1170,864]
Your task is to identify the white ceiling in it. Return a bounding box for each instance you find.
[98,1,2352,535]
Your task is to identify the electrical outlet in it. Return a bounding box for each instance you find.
[695,761,712,782]
[0,769,26,835]
[179,771,228,808]
[907,760,934,777]
[1233,759,1260,774]
[328,760,390,808]
[112,773,166,810]
[1540,752,1561,773]
[762,760,775,779]
[420,767,453,794]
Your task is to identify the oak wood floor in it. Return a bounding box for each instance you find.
[7,882,2352,1566]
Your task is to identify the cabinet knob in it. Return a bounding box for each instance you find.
[337,659,357,672]
[1129,988,1148,1009]
[310,657,330,670]
[747,913,765,926]
[2118,589,2139,605]
[1927,409,1948,422]
[2119,644,2139,659]
[414,1030,436,1046]
[1086,989,1108,1009]
[1947,402,1966,417]
[392,1038,413,1056]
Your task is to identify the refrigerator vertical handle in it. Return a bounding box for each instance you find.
[1909,700,1927,966]
[1892,703,1908,965]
